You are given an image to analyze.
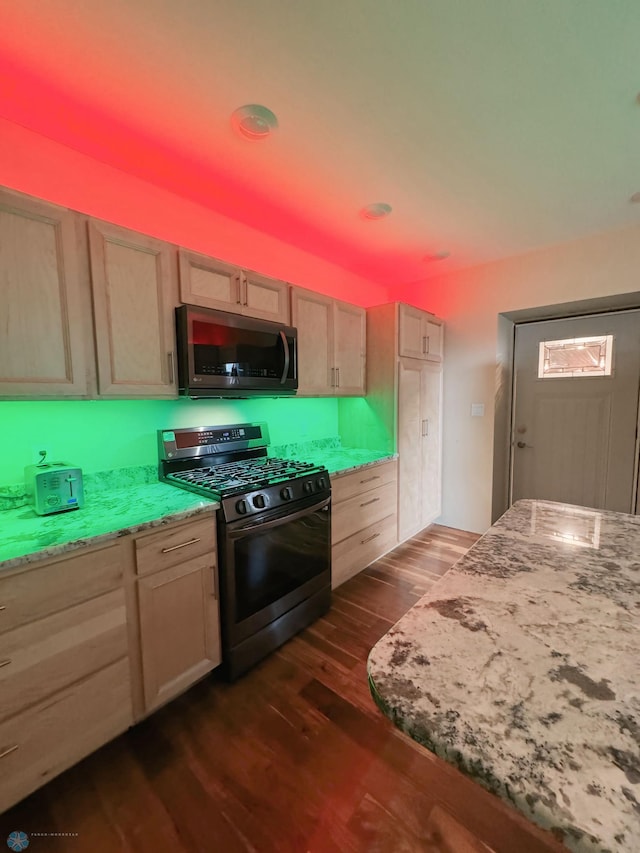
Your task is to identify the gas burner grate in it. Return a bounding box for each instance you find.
[167,457,321,496]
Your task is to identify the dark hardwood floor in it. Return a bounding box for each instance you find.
[1,525,567,852]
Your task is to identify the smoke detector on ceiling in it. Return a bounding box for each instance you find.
[360,203,392,220]
[231,104,278,140]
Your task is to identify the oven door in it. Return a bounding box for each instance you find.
[219,494,331,649]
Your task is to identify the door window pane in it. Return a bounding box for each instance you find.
[538,335,613,378]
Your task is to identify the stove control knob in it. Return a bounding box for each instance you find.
[303,480,314,494]
[236,499,248,515]
[317,476,327,490]
[253,494,266,509]
[280,487,293,501]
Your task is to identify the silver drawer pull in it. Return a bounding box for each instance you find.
[360,475,380,484]
[361,532,380,544]
[161,537,201,554]
[0,659,11,668]
[0,605,6,612]
[0,745,18,760]
[360,497,380,507]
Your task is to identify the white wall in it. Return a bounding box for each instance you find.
[399,224,640,533]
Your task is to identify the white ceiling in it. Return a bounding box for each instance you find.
[1,0,639,286]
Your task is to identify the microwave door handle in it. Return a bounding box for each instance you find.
[279,330,290,385]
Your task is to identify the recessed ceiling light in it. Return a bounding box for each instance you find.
[630,191,640,203]
[423,251,451,262]
[231,104,278,140]
[360,203,392,220]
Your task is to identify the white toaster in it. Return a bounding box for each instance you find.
[24,464,84,516]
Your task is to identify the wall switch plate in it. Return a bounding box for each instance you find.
[471,403,485,417]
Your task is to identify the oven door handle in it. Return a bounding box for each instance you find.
[279,330,290,385]
[228,496,330,537]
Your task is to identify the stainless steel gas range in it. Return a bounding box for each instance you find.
[158,423,331,680]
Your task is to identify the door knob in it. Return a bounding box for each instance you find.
[516,441,533,449]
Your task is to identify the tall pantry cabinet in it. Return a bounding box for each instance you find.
[342,302,443,543]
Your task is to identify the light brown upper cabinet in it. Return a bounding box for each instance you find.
[398,303,443,362]
[178,249,290,324]
[0,189,88,397]
[88,221,178,397]
[290,287,366,396]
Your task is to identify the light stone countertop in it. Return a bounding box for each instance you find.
[0,445,394,572]
[270,436,395,477]
[367,499,640,853]
[0,468,218,572]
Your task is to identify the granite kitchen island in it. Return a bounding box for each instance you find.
[368,500,639,852]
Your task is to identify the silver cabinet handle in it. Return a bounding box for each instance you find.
[422,335,427,354]
[360,497,380,507]
[330,367,336,387]
[0,606,6,612]
[0,745,18,760]
[240,272,248,306]
[167,351,174,384]
[161,537,201,554]
[0,659,11,668]
[516,441,533,449]
[235,274,243,304]
[426,335,430,354]
[336,367,340,387]
[421,419,430,437]
[361,532,380,544]
[360,475,380,484]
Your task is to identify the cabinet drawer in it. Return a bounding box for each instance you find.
[0,657,132,813]
[332,480,397,545]
[135,516,216,576]
[0,542,124,634]
[0,589,128,723]
[331,460,397,505]
[332,513,397,589]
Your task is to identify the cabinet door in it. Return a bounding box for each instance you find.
[333,299,366,395]
[0,190,88,397]
[178,249,242,313]
[397,358,424,541]
[137,558,221,712]
[421,364,442,524]
[425,319,443,362]
[242,270,290,323]
[398,303,428,360]
[291,287,333,395]
[89,221,178,397]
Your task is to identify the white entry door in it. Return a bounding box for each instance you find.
[511,311,640,513]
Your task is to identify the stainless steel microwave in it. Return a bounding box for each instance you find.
[175,305,298,397]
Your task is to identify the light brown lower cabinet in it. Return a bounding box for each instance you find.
[0,659,132,813]
[133,517,222,713]
[331,459,398,588]
[0,542,133,813]
[137,557,221,712]
[0,512,221,812]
